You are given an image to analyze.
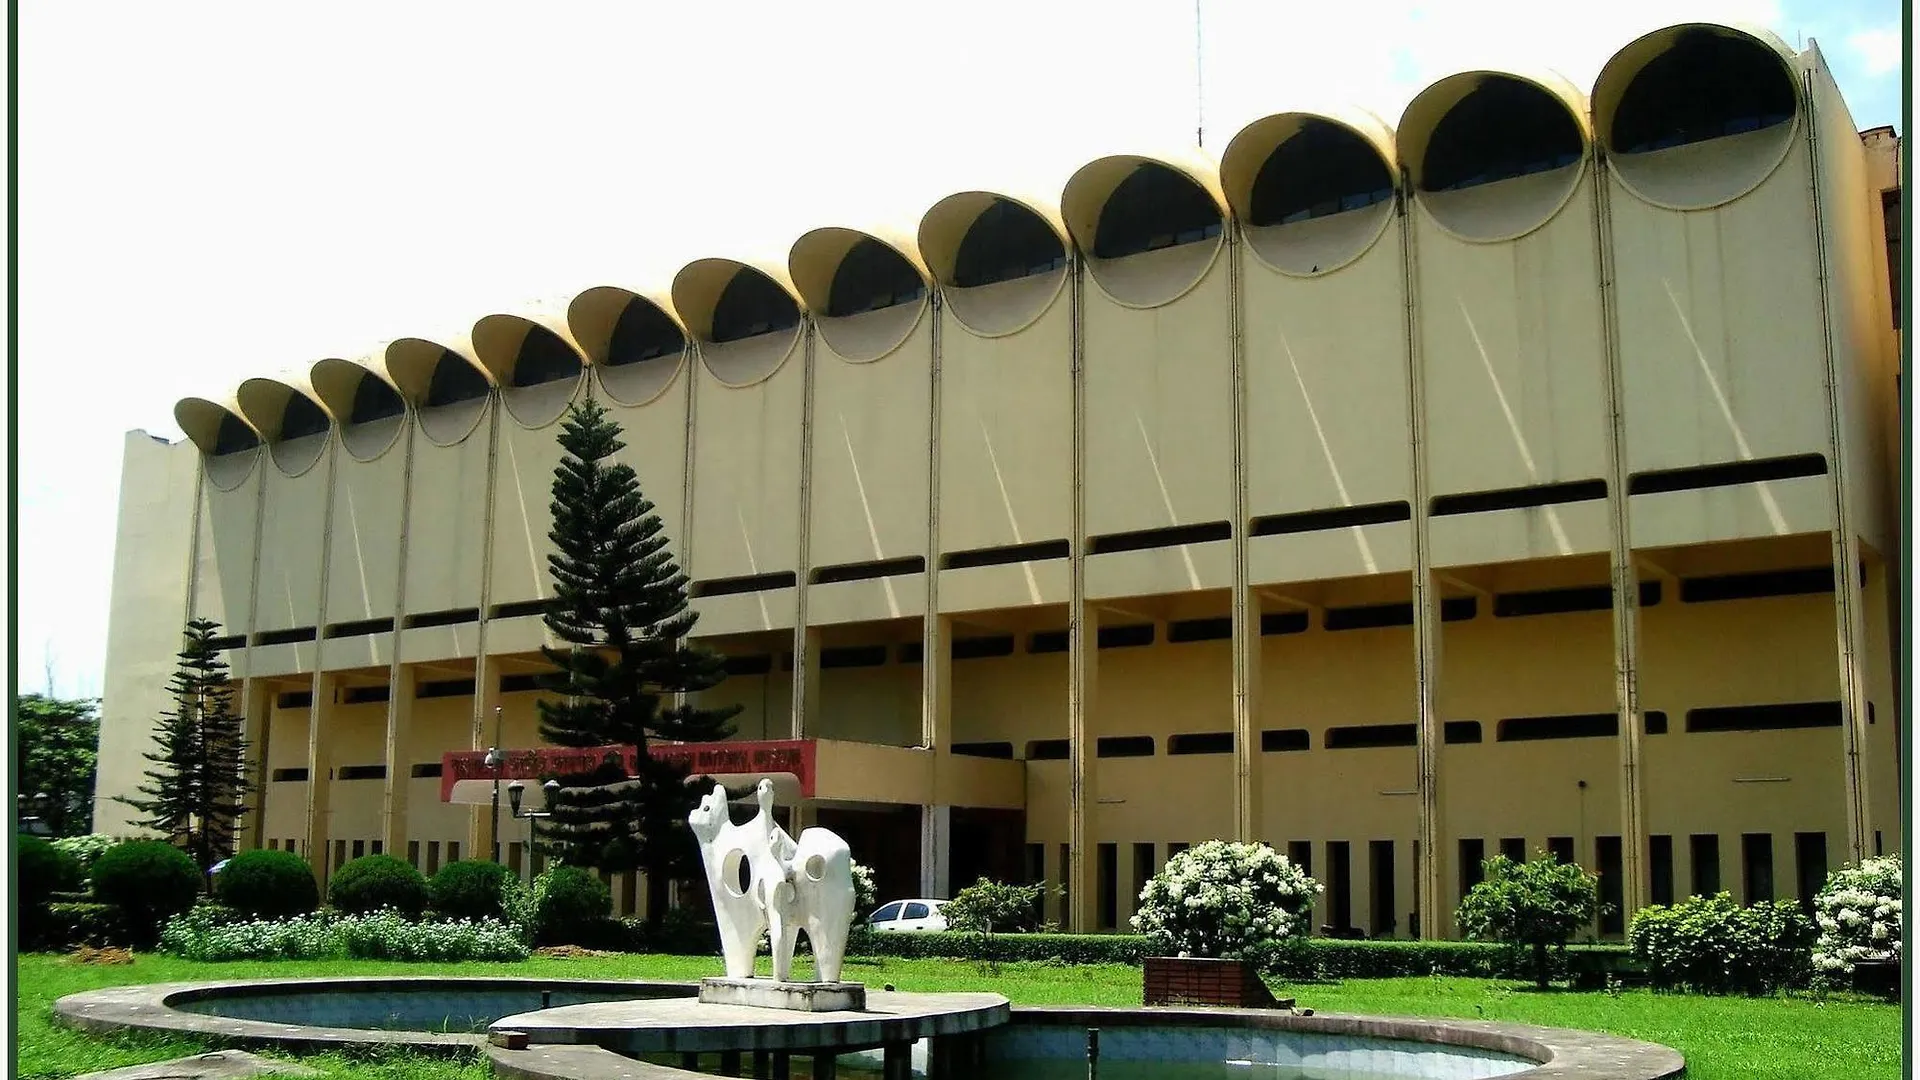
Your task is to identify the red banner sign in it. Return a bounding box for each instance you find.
[439,739,816,803]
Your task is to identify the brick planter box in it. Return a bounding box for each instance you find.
[1142,956,1287,1008]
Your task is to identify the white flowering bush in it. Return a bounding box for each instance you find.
[1812,854,1902,982]
[1131,840,1320,969]
[159,904,528,962]
[52,834,119,877]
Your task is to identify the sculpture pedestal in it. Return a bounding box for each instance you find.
[699,977,867,1013]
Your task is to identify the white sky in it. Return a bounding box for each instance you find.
[15,0,1907,698]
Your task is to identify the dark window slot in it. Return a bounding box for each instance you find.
[1088,521,1230,555]
[275,691,313,710]
[405,608,479,630]
[1097,843,1118,930]
[1628,453,1827,495]
[1643,711,1669,735]
[1326,723,1416,749]
[499,673,552,693]
[1686,700,1842,733]
[1640,581,1662,606]
[1134,843,1158,896]
[1325,603,1412,631]
[692,572,797,598]
[1025,739,1069,761]
[1369,840,1396,937]
[1742,832,1774,904]
[1547,837,1575,864]
[1027,630,1069,654]
[1167,616,1233,643]
[1250,501,1410,537]
[1497,713,1619,742]
[897,642,924,665]
[1500,837,1526,863]
[337,765,387,781]
[208,635,247,652]
[1167,731,1234,755]
[1261,728,1310,752]
[325,618,395,639]
[490,599,553,621]
[1261,611,1310,636]
[941,539,1071,570]
[810,556,926,585]
[1884,189,1901,328]
[1430,479,1607,517]
[1597,836,1624,934]
[952,741,1014,760]
[342,686,390,705]
[1096,735,1156,758]
[1441,597,1477,622]
[1097,624,1155,649]
[722,655,774,677]
[820,645,889,669]
[1327,841,1353,932]
[271,768,310,782]
[1690,834,1721,896]
[953,635,1016,661]
[1287,840,1312,877]
[1649,835,1675,906]
[419,678,477,699]
[1443,720,1482,744]
[252,627,317,647]
[1459,838,1486,899]
[410,763,443,779]
[1495,585,1612,618]
[1795,832,1827,908]
[1680,566,1833,603]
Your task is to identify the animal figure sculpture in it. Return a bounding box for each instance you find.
[689,779,857,984]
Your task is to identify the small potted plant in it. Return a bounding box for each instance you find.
[1132,840,1320,1007]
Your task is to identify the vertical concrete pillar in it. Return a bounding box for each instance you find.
[920,804,951,899]
[303,672,339,886]
[1232,589,1263,843]
[1833,533,1875,863]
[921,612,952,899]
[381,664,416,858]
[1067,601,1099,933]
[237,679,273,851]
[470,664,504,863]
[791,627,822,739]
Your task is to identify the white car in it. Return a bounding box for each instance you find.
[867,898,949,932]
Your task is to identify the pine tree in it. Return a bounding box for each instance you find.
[116,618,249,877]
[535,398,738,924]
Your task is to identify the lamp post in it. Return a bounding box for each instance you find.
[507,778,561,821]
[484,706,505,863]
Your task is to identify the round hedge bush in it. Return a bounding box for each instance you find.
[19,835,82,907]
[533,865,611,944]
[430,859,514,921]
[327,854,428,917]
[215,848,319,918]
[92,840,203,943]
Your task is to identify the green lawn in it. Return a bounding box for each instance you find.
[13,951,1900,1080]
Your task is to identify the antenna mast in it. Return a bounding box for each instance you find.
[1194,0,1205,147]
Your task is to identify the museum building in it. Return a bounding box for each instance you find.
[96,23,1906,938]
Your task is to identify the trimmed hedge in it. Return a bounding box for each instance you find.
[92,841,204,946]
[43,902,130,949]
[216,849,319,918]
[430,859,515,922]
[328,855,428,917]
[20,836,83,905]
[532,866,612,945]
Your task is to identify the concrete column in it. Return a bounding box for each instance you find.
[469,664,504,863]
[810,1052,834,1080]
[1400,183,1444,939]
[303,672,340,886]
[920,804,951,899]
[1835,534,1875,863]
[883,1042,911,1080]
[381,664,416,858]
[772,1052,791,1080]
[791,627,822,739]
[1067,600,1099,933]
[720,1050,743,1076]
[1233,589,1264,843]
[237,679,273,851]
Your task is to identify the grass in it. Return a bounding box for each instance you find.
[13,951,1901,1080]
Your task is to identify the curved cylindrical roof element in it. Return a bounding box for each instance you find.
[789,226,930,361]
[917,190,1071,337]
[383,335,493,446]
[174,395,262,489]
[567,285,689,406]
[1398,67,1590,242]
[1061,150,1228,306]
[310,355,408,461]
[1592,22,1801,210]
[672,256,805,386]
[1220,107,1400,275]
[236,374,332,475]
[472,308,587,428]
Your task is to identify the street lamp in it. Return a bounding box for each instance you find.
[507,778,561,820]
[484,706,506,863]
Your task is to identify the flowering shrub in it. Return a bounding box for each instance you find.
[159,904,528,962]
[945,878,1046,934]
[851,861,878,918]
[1812,854,1902,982]
[1456,854,1602,990]
[1131,840,1320,970]
[1628,892,1812,994]
[52,834,119,877]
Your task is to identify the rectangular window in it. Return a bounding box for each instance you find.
[1250,501,1410,536]
[351,839,366,860]
[1458,838,1485,900]
[1088,521,1231,555]
[332,839,346,874]
[1691,834,1721,897]
[1369,841,1396,937]
[1649,835,1675,906]
[253,626,318,647]
[1430,479,1607,516]
[1325,723,1416,749]
[507,842,524,879]
[1261,728,1310,752]
[447,841,460,863]
[942,539,1071,570]
[1547,837,1575,865]
[810,556,925,585]
[1166,616,1233,643]
[1287,840,1312,877]
[1441,597,1477,622]
[1643,711,1669,735]
[418,678,477,699]
[1628,454,1827,496]
[691,572,797,598]
[722,654,774,676]
[1167,731,1233,755]
[270,767,309,782]
[1795,832,1827,909]
[342,685,391,705]
[407,840,420,869]
[1500,837,1526,863]
[499,673,553,693]
[1680,566,1833,603]
[1097,843,1118,930]
[819,645,889,669]
[490,599,553,621]
[1133,843,1156,898]
[208,634,247,652]
[896,642,924,665]
[1328,841,1352,934]
[405,607,480,629]
[1443,720,1482,744]
[1168,842,1190,859]
[410,763,443,778]
[1597,836,1624,935]
[1028,629,1069,654]
[337,764,387,781]
[1324,602,1413,631]
[1025,739,1069,761]
[1260,611,1310,636]
[1497,713,1618,742]
[275,692,313,710]
[1096,735,1155,758]
[1685,701,1842,733]
[1884,188,1902,328]
[953,635,1016,660]
[1493,585,1612,618]
[1097,624,1155,649]
[325,617,396,639]
[1743,833,1774,904]
[426,841,442,876]
[952,742,1014,759]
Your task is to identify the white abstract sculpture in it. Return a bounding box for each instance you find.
[689,778,856,985]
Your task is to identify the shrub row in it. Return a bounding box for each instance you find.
[159,906,528,962]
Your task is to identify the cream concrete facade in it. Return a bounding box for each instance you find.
[97,25,1903,938]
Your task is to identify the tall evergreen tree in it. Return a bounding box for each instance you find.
[116,619,249,876]
[535,399,738,924]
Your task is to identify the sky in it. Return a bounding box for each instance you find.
[15,0,1908,699]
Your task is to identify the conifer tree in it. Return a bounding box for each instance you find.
[116,618,249,877]
[535,398,738,924]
